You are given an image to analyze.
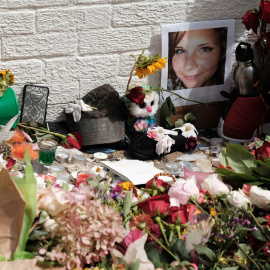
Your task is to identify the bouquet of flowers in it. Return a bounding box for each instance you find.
[1,137,269,270]
[242,0,270,88]
[0,69,14,97]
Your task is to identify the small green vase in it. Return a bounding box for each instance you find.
[0,87,20,128]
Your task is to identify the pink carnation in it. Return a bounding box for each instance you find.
[147,130,158,140]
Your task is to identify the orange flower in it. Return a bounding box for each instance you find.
[11,143,39,160]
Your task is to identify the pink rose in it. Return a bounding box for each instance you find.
[147,130,158,140]
[168,176,200,206]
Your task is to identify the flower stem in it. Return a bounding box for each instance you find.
[126,54,139,94]
[190,198,213,219]
[249,210,270,241]
[155,216,169,246]
[175,225,181,239]
[238,243,261,270]
[160,88,221,105]
[17,123,66,140]
[140,225,181,265]
[227,259,249,270]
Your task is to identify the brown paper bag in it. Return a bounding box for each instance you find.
[0,164,64,269]
[0,164,25,259]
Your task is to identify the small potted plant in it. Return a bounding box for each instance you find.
[0,69,19,128]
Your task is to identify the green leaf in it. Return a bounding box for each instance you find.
[251,228,268,241]
[129,259,140,270]
[123,191,132,219]
[262,156,270,166]
[38,210,48,224]
[12,251,34,260]
[265,135,270,142]
[235,243,251,258]
[218,147,229,167]
[225,144,257,173]
[12,148,37,252]
[221,267,239,270]
[0,256,8,262]
[145,245,169,268]
[175,119,184,128]
[193,244,217,262]
[215,168,259,182]
[251,165,270,178]
[87,180,99,188]
[256,217,269,224]
[28,228,49,241]
[171,238,192,261]
[62,183,69,190]
[161,97,172,118]
[255,140,264,149]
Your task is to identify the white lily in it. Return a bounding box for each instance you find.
[152,126,178,138]
[156,135,175,155]
[175,123,198,138]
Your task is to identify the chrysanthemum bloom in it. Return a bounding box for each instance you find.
[118,181,136,191]
[129,213,153,231]
[46,196,125,269]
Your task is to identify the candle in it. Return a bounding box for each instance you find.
[38,139,58,165]
[55,152,70,163]
[94,152,108,160]
[71,154,86,165]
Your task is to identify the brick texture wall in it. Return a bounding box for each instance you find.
[0,0,260,121]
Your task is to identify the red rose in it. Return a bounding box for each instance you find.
[166,206,188,224]
[166,204,197,224]
[126,87,145,105]
[259,0,270,23]
[242,10,259,33]
[145,178,171,193]
[137,194,170,216]
[5,157,16,171]
[251,141,270,161]
[61,132,83,150]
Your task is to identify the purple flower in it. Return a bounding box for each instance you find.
[111,193,123,200]
[185,136,198,152]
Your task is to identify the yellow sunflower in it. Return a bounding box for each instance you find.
[135,67,148,79]
[0,70,7,77]
[134,54,167,79]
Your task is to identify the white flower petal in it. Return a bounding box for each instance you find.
[175,123,198,138]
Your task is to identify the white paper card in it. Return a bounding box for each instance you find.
[101,159,164,185]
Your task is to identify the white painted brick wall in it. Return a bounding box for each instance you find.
[0,0,261,121]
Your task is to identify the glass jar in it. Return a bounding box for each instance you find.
[75,171,91,187]
[38,139,58,165]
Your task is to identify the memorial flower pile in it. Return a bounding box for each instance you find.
[1,139,270,270]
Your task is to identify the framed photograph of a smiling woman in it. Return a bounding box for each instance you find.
[161,19,235,107]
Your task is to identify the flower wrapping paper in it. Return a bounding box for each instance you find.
[0,163,63,269]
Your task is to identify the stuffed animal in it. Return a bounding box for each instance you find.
[125,86,159,135]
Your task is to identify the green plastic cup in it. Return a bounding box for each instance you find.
[0,87,20,128]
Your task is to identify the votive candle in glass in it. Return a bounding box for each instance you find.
[38,139,58,165]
